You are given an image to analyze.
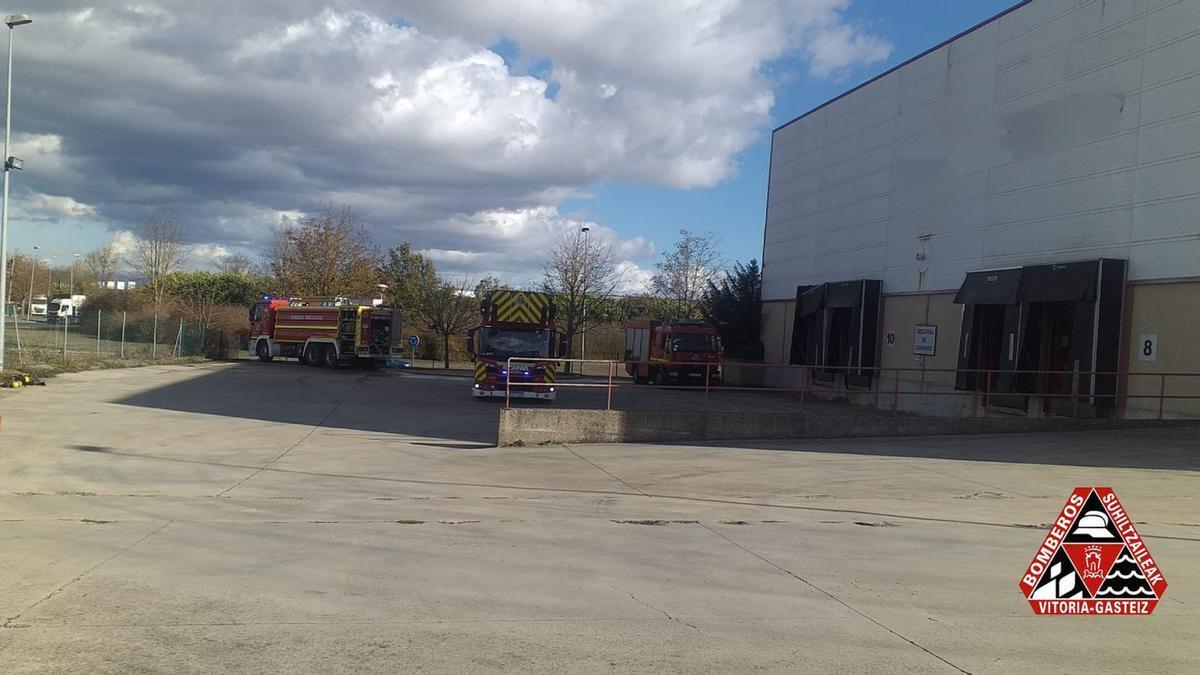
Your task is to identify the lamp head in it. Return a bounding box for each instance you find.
[5,15,32,28]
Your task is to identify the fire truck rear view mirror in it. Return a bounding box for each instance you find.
[466,331,475,355]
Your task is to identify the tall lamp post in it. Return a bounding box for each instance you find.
[0,13,31,371]
[25,243,36,318]
[579,225,590,369]
[63,252,77,356]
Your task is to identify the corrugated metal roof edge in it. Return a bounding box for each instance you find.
[772,0,1032,135]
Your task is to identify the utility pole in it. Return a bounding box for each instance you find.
[25,243,35,318]
[580,225,590,367]
[0,14,33,370]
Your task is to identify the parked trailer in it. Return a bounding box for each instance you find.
[248,296,402,367]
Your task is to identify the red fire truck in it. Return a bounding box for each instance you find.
[467,290,560,400]
[624,320,723,385]
[248,297,401,367]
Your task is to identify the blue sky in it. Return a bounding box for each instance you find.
[560,0,1017,268]
[6,0,1018,288]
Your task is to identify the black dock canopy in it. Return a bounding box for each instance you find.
[953,268,1021,305]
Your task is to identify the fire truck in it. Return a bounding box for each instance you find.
[467,290,560,400]
[248,297,401,367]
[624,320,723,385]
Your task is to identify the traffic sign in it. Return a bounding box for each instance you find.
[407,335,420,348]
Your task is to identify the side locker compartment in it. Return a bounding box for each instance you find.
[389,309,404,357]
[338,307,357,356]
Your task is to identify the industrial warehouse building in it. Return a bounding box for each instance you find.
[760,0,1200,418]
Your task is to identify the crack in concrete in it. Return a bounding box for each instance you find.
[697,522,971,675]
[563,446,648,496]
[2,520,173,629]
[617,588,700,632]
[215,374,368,498]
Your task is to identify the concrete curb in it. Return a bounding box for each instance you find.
[497,408,1200,446]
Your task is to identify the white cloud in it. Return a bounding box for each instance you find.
[23,193,97,220]
[17,1,890,280]
[806,23,893,78]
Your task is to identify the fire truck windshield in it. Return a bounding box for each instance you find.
[480,329,551,359]
[672,333,718,352]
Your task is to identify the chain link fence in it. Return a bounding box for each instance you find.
[3,309,240,369]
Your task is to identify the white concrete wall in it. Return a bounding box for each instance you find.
[763,0,1200,301]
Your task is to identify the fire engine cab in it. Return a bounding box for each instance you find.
[249,296,401,368]
[624,320,723,385]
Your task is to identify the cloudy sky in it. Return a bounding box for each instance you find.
[6,0,1012,289]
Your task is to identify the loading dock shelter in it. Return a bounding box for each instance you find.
[760,0,1200,418]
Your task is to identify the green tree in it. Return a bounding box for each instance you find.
[163,271,260,330]
[380,243,439,313]
[701,259,762,360]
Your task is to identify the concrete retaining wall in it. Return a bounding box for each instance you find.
[497,408,1195,446]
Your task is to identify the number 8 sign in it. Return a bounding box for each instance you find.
[1139,334,1157,362]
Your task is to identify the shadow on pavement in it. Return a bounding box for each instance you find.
[694,426,1200,472]
[113,362,503,444]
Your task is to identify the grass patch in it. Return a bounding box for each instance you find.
[2,349,205,383]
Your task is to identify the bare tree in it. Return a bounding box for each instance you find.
[216,253,255,275]
[417,277,477,369]
[129,212,188,312]
[649,229,723,320]
[541,228,622,369]
[84,244,121,285]
[266,204,381,298]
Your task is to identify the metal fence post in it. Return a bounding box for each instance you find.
[892,370,899,414]
[96,308,102,356]
[873,367,880,410]
[607,361,614,411]
[120,311,126,359]
[152,313,158,358]
[1071,362,1079,418]
[984,371,992,417]
[504,357,512,409]
[704,363,711,402]
[1158,374,1166,420]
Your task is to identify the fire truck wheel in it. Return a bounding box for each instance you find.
[320,345,338,368]
[304,344,323,367]
[255,340,273,363]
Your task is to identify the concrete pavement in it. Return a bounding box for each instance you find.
[1,362,1197,672]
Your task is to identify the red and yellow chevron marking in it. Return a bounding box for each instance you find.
[489,290,551,325]
[474,360,487,384]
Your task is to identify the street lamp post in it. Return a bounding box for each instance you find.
[25,243,36,318]
[0,13,31,371]
[63,252,77,356]
[580,226,590,370]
